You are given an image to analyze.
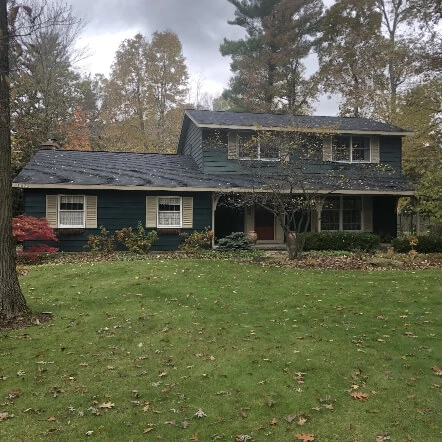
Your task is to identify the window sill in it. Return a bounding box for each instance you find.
[157,228,181,235]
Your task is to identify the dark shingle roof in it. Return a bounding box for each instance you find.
[13,149,414,194]
[184,109,412,134]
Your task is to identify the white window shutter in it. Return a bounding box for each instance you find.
[227,131,238,159]
[85,196,97,228]
[46,195,58,228]
[371,136,380,163]
[146,196,158,228]
[182,197,193,228]
[323,136,332,161]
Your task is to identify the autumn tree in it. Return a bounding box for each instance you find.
[101,31,188,153]
[10,0,90,164]
[220,0,323,113]
[317,0,387,117]
[397,80,442,227]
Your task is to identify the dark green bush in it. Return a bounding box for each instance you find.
[303,232,380,252]
[217,232,252,251]
[115,222,158,254]
[391,235,442,253]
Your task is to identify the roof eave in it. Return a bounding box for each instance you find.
[12,182,415,196]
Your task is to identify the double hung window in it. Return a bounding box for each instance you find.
[332,136,370,163]
[58,195,85,228]
[237,131,280,160]
[157,197,182,228]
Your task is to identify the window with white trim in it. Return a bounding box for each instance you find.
[237,131,280,160]
[58,195,85,228]
[321,196,362,231]
[332,135,371,163]
[157,197,182,227]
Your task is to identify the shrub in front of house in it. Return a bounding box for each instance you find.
[13,215,59,260]
[217,232,252,250]
[179,227,214,253]
[391,235,442,253]
[115,222,158,254]
[302,232,380,252]
[87,226,116,255]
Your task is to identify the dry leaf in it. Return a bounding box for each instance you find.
[47,416,57,421]
[194,408,207,418]
[189,433,199,441]
[181,420,189,428]
[297,416,308,425]
[8,390,21,399]
[99,402,115,408]
[432,366,442,376]
[295,433,315,441]
[269,417,278,425]
[143,427,153,433]
[0,412,12,421]
[350,392,369,401]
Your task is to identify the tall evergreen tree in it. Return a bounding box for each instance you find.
[221,0,323,113]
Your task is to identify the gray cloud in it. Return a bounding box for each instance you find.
[70,0,337,114]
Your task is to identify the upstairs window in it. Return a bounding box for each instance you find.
[158,197,182,228]
[59,195,85,228]
[237,131,280,160]
[332,135,371,163]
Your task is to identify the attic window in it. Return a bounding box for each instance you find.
[59,195,85,228]
[237,131,280,161]
[332,135,371,163]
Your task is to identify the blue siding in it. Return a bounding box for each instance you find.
[380,135,402,174]
[24,189,213,252]
[182,122,203,170]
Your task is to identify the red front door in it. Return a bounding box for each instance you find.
[254,206,274,240]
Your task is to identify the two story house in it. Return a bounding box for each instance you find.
[13,109,414,251]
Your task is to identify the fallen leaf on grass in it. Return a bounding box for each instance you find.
[432,366,442,376]
[0,412,13,421]
[47,416,57,421]
[7,389,21,399]
[194,408,207,418]
[99,402,115,409]
[189,433,199,440]
[350,392,369,401]
[297,415,308,425]
[269,417,278,425]
[143,427,154,433]
[295,433,315,441]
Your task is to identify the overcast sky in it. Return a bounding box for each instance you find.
[71,0,338,115]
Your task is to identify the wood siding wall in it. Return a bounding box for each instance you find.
[24,190,212,252]
[182,122,203,170]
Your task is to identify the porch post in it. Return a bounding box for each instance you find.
[212,194,219,248]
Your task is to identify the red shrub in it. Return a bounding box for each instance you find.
[13,215,59,258]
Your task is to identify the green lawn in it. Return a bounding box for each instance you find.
[1,259,441,441]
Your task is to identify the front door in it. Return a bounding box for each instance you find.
[254,206,274,240]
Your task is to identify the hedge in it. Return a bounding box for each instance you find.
[391,235,442,253]
[302,232,381,252]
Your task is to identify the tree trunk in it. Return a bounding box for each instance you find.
[0,0,30,321]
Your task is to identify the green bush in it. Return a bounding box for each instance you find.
[217,232,252,251]
[86,226,116,255]
[303,232,380,252]
[115,222,158,254]
[391,235,442,253]
[179,227,214,253]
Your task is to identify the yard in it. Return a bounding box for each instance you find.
[1,257,441,441]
